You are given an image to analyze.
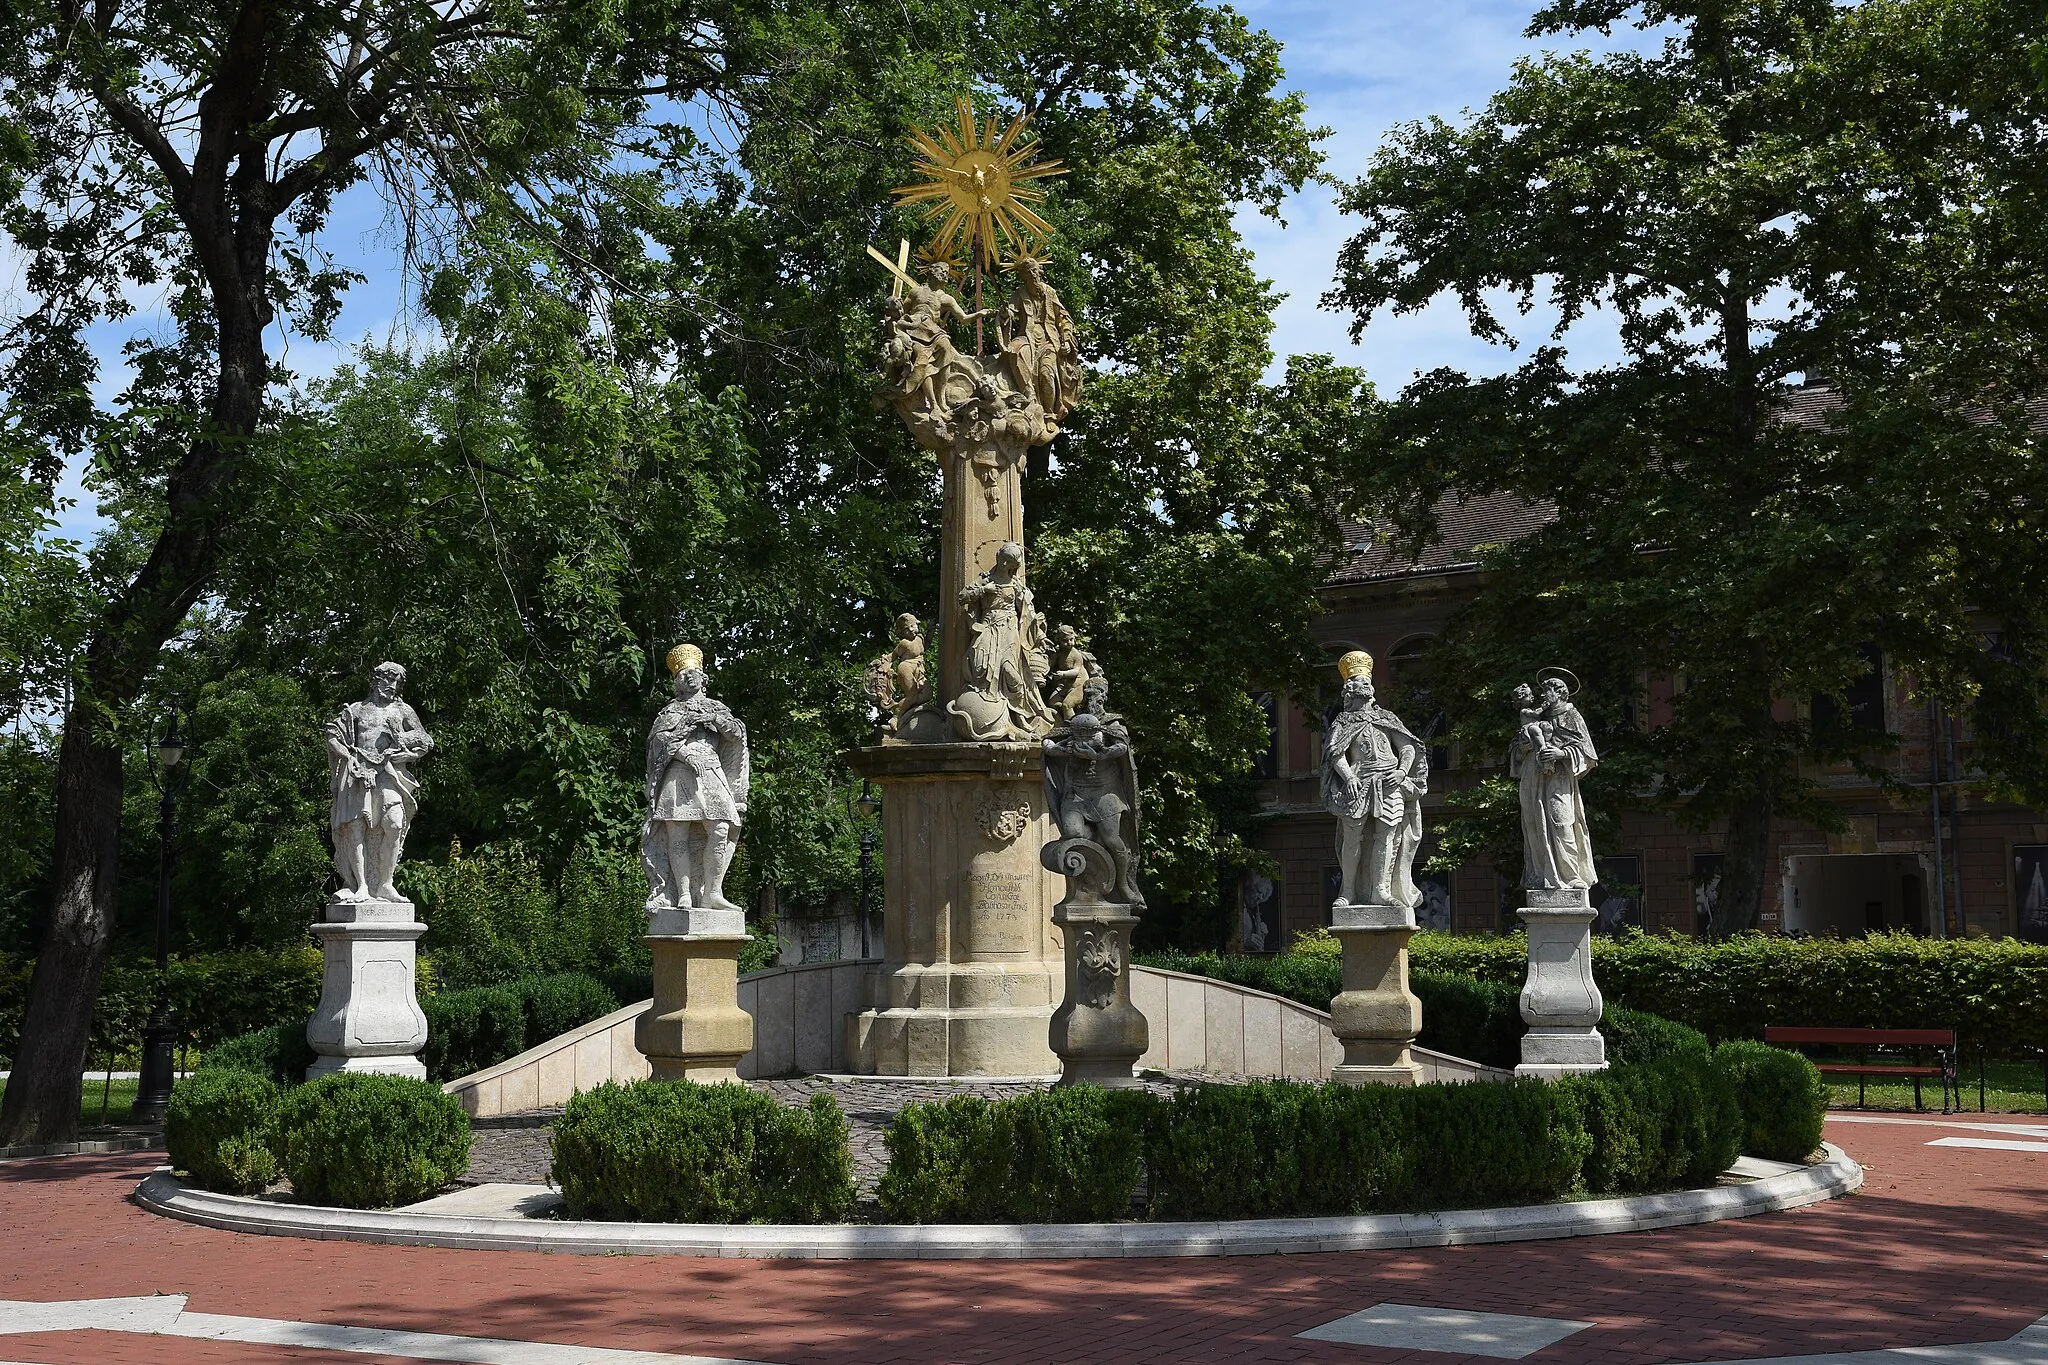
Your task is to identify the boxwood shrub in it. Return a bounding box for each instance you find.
[1567,1051,1741,1194]
[420,972,622,1081]
[273,1072,472,1208]
[164,1067,282,1194]
[1714,1040,1829,1161]
[200,1020,318,1086]
[878,1087,1152,1222]
[551,1079,854,1223]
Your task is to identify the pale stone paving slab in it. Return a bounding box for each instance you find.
[1298,1302,1594,1359]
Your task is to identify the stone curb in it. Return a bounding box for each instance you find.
[131,1144,1860,1260]
[2,1133,164,1163]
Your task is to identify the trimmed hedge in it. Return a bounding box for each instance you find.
[201,1020,318,1086]
[273,1072,472,1208]
[1568,1053,1741,1194]
[420,971,620,1081]
[1144,930,2048,1056]
[1715,1039,1829,1160]
[164,1067,281,1194]
[878,1087,1152,1222]
[551,1079,855,1223]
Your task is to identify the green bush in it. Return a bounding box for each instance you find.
[1412,972,1523,1069]
[201,1021,318,1085]
[551,1079,854,1223]
[518,973,619,1054]
[879,1087,1153,1223]
[1602,1004,1712,1066]
[1568,1053,1741,1194]
[1144,1077,1587,1218]
[164,1067,281,1194]
[273,1072,472,1208]
[1714,1040,1829,1161]
[1145,931,2048,1059]
[419,973,620,1082]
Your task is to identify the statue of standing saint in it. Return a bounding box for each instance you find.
[1320,651,1427,913]
[949,541,1057,741]
[325,663,434,903]
[1510,672,1599,891]
[640,644,751,914]
[998,255,1083,429]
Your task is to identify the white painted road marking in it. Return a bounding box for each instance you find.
[0,1296,782,1365]
[1298,1302,1594,1358]
[1927,1136,2048,1154]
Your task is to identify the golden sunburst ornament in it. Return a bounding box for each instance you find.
[892,97,1065,270]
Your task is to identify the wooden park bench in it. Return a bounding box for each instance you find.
[1763,1026,1961,1114]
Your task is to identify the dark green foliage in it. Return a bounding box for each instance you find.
[201,1022,318,1087]
[273,1073,472,1208]
[550,1080,854,1224]
[164,1067,281,1194]
[1150,932,2048,1058]
[1601,1006,1712,1068]
[1144,1078,1587,1218]
[1412,972,1523,1070]
[1,948,325,1067]
[1568,1055,1742,1196]
[878,1087,1154,1223]
[1714,1040,1830,1161]
[417,972,621,1082]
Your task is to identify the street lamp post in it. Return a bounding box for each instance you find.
[131,707,188,1123]
[855,782,879,960]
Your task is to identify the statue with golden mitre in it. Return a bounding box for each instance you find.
[640,643,750,915]
[1320,650,1428,913]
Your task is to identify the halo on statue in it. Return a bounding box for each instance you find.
[1537,666,1581,697]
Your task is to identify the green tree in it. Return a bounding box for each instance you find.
[0,0,780,1144]
[1329,0,2048,933]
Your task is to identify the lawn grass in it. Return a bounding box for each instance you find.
[1826,1057,2048,1115]
[0,1077,144,1128]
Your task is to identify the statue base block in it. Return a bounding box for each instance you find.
[1516,903,1608,1078]
[636,933,754,1082]
[1049,904,1147,1088]
[305,899,428,1082]
[1329,903,1423,1087]
[847,741,1064,1078]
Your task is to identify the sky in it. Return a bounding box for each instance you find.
[40,0,1643,540]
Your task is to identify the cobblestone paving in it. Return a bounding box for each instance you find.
[465,1077,1184,1197]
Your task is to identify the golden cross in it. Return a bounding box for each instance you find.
[866,238,914,298]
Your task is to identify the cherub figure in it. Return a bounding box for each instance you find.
[1044,624,1095,720]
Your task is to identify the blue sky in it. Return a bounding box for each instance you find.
[44,0,1636,538]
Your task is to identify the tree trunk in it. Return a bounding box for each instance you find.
[1711,759,1777,938]
[0,306,268,1147]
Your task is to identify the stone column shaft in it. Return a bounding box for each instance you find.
[1328,902,1424,1086]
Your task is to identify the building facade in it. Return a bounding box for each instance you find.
[1243,493,2048,950]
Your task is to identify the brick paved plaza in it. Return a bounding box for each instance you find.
[3,1111,2044,1364]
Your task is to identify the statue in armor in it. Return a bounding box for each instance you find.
[640,644,750,914]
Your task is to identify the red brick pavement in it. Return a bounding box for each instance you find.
[1,1112,2044,1365]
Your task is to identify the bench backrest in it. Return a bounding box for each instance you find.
[1763,1025,1956,1047]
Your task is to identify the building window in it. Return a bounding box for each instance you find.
[2016,846,2048,945]
[1811,644,1886,732]
[1592,855,1644,935]
[1383,636,1451,772]
[1692,852,1725,933]
[1250,691,1279,779]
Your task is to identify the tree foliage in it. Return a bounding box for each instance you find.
[1329,0,2048,932]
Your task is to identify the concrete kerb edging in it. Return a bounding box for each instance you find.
[131,1143,1861,1260]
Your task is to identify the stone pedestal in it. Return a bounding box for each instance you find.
[846,741,1064,1077]
[306,897,429,1081]
[1328,902,1424,1086]
[1516,890,1608,1078]
[636,910,753,1081]
[1048,895,1147,1087]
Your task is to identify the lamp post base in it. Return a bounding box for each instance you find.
[130,1023,177,1123]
